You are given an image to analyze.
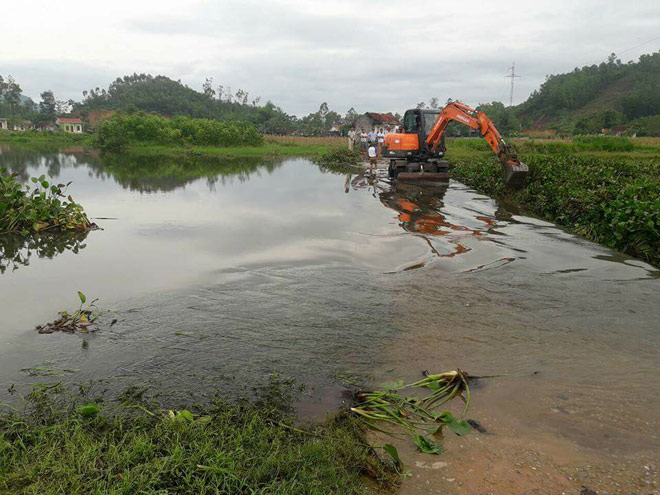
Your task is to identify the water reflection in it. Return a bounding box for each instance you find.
[97,153,283,192]
[0,231,89,273]
[346,172,515,271]
[0,147,284,193]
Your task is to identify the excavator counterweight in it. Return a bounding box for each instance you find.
[383,102,528,187]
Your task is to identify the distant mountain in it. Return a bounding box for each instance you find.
[515,51,660,134]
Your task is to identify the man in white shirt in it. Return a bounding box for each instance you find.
[367,143,378,174]
[348,127,356,151]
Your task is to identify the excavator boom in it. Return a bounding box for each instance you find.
[426,102,528,187]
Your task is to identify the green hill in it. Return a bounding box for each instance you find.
[74,73,300,134]
[515,51,660,134]
[74,73,346,136]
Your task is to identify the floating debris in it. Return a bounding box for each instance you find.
[20,365,79,377]
[351,369,472,457]
[36,291,102,334]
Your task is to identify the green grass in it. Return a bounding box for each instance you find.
[0,383,398,495]
[0,130,341,159]
[0,131,93,152]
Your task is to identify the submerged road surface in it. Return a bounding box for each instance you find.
[1,149,658,493]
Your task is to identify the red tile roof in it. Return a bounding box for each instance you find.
[365,112,400,125]
[57,117,83,124]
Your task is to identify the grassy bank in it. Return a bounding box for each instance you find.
[445,137,660,267]
[0,131,92,151]
[0,130,344,159]
[0,383,397,495]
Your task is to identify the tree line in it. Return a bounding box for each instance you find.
[0,75,76,125]
[517,51,660,134]
[75,73,356,136]
[3,51,659,136]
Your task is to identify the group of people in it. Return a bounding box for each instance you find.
[347,127,387,154]
[347,126,388,172]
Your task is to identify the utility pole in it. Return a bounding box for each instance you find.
[506,62,520,107]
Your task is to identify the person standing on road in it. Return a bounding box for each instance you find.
[360,128,368,155]
[368,128,377,146]
[348,127,356,151]
[377,127,385,156]
[367,143,378,174]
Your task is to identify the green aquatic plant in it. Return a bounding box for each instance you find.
[316,147,360,174]
[0,168,93,235]
[36,291,102,334]
[351,370,472,457]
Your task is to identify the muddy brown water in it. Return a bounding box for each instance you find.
[1,148,658,493]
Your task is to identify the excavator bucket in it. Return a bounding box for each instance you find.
[501,159,529,188]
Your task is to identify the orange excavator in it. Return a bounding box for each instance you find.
[383,101,528,187]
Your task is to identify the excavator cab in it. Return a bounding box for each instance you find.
[401,109,446,159]
[384,109,450,181]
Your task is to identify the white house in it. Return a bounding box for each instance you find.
[0,118,32,131]
[56,117,84,133]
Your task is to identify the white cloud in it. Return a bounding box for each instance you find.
[1,0,658,115]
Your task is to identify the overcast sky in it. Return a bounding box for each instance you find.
[1,0,658,116]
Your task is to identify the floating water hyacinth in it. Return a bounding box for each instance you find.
[351,370,472,456]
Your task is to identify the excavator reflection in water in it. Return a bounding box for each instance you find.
[346,172,515,272]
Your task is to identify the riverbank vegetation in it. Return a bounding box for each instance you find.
[316,147,361,174]
[0,168,93,235]
[0,130,91,151]
[0,382,398,495]
[94,113,263,151]
[446,137,660,267]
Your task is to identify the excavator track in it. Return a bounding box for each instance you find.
[390,159,450,183]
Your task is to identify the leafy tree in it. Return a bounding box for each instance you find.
[344,107,358,126]
[602,109,622,128]
[202,77,215,99]
[3,76,21,107]
[573,117,601,135]
[55,100,72,115]
[318,102,329,120]
[39,91,57,118]
[476,101,521,135]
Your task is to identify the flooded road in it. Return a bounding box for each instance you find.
[1,148,658,493]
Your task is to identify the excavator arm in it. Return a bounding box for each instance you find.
[426,102,528,187]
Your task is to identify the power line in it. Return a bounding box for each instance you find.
[505,62,520,107]
[615,33,660,57]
